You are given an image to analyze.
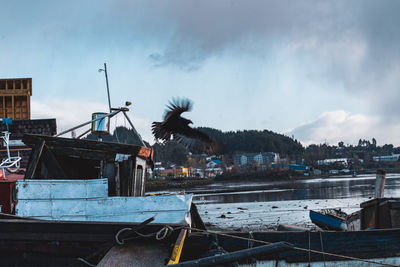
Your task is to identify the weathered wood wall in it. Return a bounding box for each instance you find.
[15,179,193,224]
[0,78,32,120]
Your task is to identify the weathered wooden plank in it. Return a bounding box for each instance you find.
[0,232,112,242]
[50,146,115,161]
[0,219,182,242]
[24,139,45,179]
[16,179,108,200]
[22,134,153,160]
[15,195,193,224]
[15,180,193,224]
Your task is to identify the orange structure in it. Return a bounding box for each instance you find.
[0,78,32,120]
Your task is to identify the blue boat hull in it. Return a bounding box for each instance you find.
[309,210,347,231]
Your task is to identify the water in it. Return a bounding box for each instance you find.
[187,173,400,231]
[192,173,400,204]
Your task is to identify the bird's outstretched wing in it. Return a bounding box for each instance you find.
[152,98,222,154]
[163,98,192,121]
[152,98,192,141]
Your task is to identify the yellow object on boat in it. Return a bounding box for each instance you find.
[167,229,187,265]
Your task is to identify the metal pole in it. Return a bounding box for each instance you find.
[375,169,386,198]
[54,109,121,137]
[122,111,147,147]
[104,63,112,113]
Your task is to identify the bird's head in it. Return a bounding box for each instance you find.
[182,118,193,125]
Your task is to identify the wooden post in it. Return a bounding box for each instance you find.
[26,95,29,119]
[2,96,5,118]
[375,169,386,198]
[11,95,14,120]
[24,139,45,179]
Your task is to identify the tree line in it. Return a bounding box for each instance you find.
[86,127,400,168]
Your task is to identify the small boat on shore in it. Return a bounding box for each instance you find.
[309,209,348,231]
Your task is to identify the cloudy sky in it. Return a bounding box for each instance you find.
[1,0,400,146]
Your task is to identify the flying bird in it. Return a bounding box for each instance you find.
[152,98,218,153]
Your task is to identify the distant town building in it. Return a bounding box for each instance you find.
[372,154,400,162]
[313,169,322,175]
[175,168,191,177]
[206,159,221,169]
[0,78,32,120]
[234,152,280,169]
[205,167,222,177]
[316,158,349,166]
[288,164,307,171]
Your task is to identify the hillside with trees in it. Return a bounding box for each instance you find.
[197,127,304,157]
[84,126,400,173]
[152,127,304,167]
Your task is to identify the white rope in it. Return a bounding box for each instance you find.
[115,225,175,245]
[76,257,96,267]
[156,225,174,240]
[115,227,132,245]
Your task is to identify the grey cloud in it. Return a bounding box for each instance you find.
[111,0,400,121]
[3,0,400,120]
[131,0,337,70]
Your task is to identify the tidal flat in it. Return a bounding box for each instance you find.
[158,173,400,231]
[195,198,366,231]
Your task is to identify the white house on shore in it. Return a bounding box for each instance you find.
[373,154,400,162]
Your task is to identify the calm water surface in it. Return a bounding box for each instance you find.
[192,173,400,204]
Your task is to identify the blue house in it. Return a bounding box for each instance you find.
[288,164,307,171]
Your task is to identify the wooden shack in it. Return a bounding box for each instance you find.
[22,134,154,197]
[0,78,32,120]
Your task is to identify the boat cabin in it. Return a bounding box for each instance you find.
[22,133,154,197]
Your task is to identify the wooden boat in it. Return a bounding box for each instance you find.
[0,214,189,266]
[177,228,400,266]
[309,197,400,232]
[0,107,205,266]
[309,209,348,231]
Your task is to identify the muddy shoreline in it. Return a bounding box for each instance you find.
[146,175,347,193]
[146,178,214,191]
[146,172,306,192]
[195,198,366,232]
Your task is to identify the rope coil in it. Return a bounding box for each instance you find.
[115,225,174,245]
[115,227,132,245]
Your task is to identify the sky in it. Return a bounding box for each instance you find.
[1,0,400,147]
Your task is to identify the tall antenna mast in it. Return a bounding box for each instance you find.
[99,63,112,113]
